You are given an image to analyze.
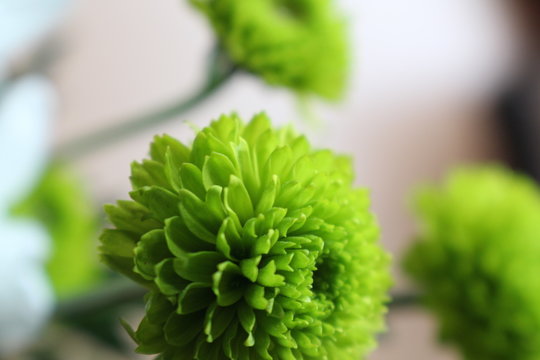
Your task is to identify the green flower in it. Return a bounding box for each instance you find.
[404,166,540,360]
[190,0,349,99]
[100,113,390,359]
[12,163,102,298]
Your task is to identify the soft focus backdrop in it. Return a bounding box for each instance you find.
[16,0,525,358]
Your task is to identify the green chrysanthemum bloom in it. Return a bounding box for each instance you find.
[404,166,540,360]
[100,113,390,360]
[13,163,101,297]
[190,0,349,99]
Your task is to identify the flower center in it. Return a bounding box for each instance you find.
[312,256,338,300]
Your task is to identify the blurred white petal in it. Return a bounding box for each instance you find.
[0,218,53,356]
[0,75,56,210]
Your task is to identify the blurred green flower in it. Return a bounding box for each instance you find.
[13,163,102,298]
[191,0,349,100]
[404,166,540,360]
[100,113,390,359]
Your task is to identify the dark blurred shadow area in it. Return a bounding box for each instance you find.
[496,0,540,181]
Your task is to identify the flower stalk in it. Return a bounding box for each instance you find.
[55,46,237,160]
[54,278,145,321]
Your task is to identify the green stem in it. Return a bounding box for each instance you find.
[54,47,237,160]
[56,285,421,322]
[54,278,146,320]
[389,292,421,309]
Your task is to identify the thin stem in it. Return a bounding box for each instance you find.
[389,292,421,309]
[54,278,146,320]
[54,47,237,160]
[55,285,421,322]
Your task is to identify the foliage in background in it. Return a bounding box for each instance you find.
[13,163,102,298]
[191,0,349,100]
[100,114,390,359]
[404,166,540,360]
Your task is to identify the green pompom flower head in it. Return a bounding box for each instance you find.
[191,0,349,99]
[100,113,390,359]
[404,166,540,360]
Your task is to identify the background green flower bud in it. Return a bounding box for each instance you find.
[190,0,349,100]
[101,113,390,359]
[404,166,540,360]
[13,163,102,298]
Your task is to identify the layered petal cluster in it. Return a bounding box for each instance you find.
[100,113,390,360]
[190,0,349,100]
[405,166,540,360]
